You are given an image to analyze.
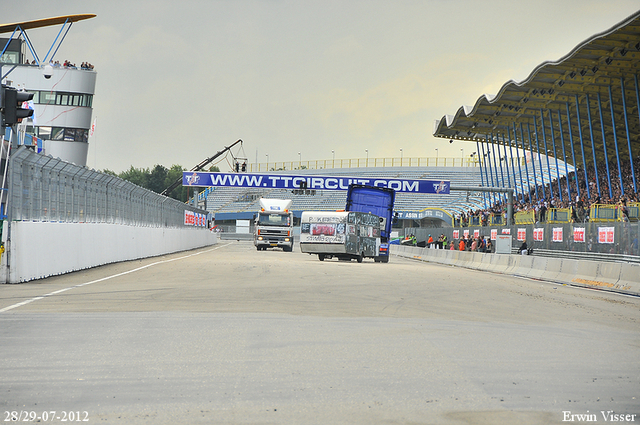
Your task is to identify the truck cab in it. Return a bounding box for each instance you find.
[345,185,395,262]
[254,198,294,252]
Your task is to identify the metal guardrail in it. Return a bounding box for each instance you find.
[511,247,640,265]
[514,210,535,224]
[248,156,494,172]
[455,213,505,227]
[590,203,640,222]
[5,147,208,227]
[547,208,571,223]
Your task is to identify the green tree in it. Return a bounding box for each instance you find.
[101,163,216,203]
[165,164,189,202]
[119,166,149,188]
[148,164,169,194]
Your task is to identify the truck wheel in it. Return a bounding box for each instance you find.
[356,253,363,263]
[381,256,389,263]
[318,254,325,261]
[256,246,261,251]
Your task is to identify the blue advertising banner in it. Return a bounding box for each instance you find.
[183,172,450,194]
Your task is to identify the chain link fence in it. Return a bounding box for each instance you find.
[5,147,209,228]
[404,222,640,258]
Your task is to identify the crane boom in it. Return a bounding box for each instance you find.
[160,139,243,197]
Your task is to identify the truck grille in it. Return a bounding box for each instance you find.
[261,229,289,236]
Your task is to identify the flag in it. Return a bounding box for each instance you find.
[89,116,97,137]
[26,100,37,126]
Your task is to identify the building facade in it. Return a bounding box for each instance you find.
[1,38,96,166]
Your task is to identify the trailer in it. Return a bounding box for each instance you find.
[299,211,381,262]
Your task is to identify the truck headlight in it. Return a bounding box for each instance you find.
[284,238,290,242]
[257,236,263,241]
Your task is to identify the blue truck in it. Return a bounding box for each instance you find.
[345,184,395,263]
[299,184,396,263]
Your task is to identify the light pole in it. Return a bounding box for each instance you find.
[265,154,269,171]
[331,150,335,168]
[435,148,438,166]
[298,151,301,169]
[461,148,464,166]
[365,149,369,167]
[400,148,403,166]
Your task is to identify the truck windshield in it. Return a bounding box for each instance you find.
[258,213,290,226]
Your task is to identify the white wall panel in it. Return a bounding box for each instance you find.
[3,222,218,283]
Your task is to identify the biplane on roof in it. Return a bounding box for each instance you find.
[433,10,640,166]
[0,14,96,34]
[0,14,96,70]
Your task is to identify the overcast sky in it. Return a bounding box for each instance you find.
[4,0,640,172]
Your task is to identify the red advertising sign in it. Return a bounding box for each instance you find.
[517,228,526,241]
[501,228,511,235]
[184,210,206,227]
[474,229,480,238]
[552,227,563,243]
[184,210,195,226]
[533,228,544,242]
[598,227,615,244]
[490,229,497,240]
[453,230,459,239]
[573,227,585,243]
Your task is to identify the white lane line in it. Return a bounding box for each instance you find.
[0,243,234,313]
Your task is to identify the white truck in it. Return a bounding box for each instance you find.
[254,198,294,252]
[299,210,381,262]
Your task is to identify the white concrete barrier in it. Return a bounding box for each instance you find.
[522,256,547,280]
[617,263,640,294]
[596,262,622,286]
[542,257,564,282]
[489,254,511,274]
[467,252,484,271]
[554,259,578,285]
[390,246,639,296]
[503,255,519,275]
[566,260,636,294]
[458,250,475,269]
[3,222,218,284]
[512,255,534,278]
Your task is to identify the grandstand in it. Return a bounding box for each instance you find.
[433,10,640,208]
[204,164,491,225]
[202,11,640,235]
[200,154,573,226]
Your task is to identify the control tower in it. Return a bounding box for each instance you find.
[0,14,96,166]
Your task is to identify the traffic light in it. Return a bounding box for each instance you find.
[1,85,34,127]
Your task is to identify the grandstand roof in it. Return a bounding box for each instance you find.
[433,10,640,165]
